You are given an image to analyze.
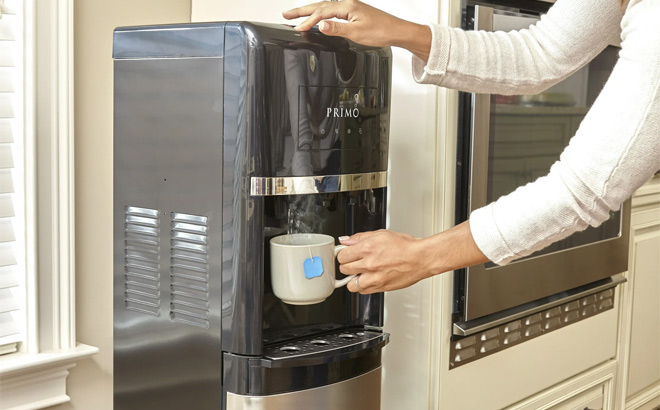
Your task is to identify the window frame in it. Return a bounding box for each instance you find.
[0,0,97,408]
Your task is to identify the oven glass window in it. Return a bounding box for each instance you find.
[486,45,622,260]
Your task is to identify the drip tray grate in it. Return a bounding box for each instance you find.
[263,330,383,360]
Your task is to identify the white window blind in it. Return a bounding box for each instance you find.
[0,0,25,355]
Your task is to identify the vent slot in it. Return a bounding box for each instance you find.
[170,212,210,329]
[124,206,161,316]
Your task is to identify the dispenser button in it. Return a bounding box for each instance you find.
[347,128,352,134]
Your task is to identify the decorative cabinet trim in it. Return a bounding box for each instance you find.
[625,387,660,410]
[503,361,616,410]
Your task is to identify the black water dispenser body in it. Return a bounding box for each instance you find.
[113,22,391,409]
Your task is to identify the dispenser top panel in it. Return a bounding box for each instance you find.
[113,21,390,59]
[113,21,392,177]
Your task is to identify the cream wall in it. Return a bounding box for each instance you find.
[53,2,191,409]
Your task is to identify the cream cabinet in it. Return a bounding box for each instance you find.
[616,174,660,410]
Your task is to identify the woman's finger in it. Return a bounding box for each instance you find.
[282,2,348,31]
[346,272,377,294]
[339,230,382,245]
[318,20,353,38]
[345,273,360,293]
[336,238,373,264]
[338,257,368,276]
[294,6,351,31]
[281,2,327,19]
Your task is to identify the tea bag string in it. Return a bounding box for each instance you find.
[308,245,314,261]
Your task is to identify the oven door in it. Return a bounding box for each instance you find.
[454,5,630,332]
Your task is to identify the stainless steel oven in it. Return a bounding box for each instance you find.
[451,2,629,367]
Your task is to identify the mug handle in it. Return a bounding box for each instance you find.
[333,244,355,288]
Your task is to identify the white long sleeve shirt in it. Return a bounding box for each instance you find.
[412,0,660,265]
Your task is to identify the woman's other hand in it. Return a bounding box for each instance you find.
[282,0,431,61]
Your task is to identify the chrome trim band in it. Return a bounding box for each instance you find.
[453,275,626,337]
[250,171,387,196]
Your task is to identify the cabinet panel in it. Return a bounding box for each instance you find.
[505,364,615,410]
[619,176,660,410]
[548,383,604,410]
[626,224,660,398]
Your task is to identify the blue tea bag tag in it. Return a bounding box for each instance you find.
[303,257,324,279]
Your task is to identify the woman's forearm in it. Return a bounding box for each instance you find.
[390,21,432,62]
[417,221,489,276]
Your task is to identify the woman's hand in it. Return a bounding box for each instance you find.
[282,0,431,61]
[337,222,489,294]
[337,230,434,294]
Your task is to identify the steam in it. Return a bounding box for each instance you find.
[286,196,323,235]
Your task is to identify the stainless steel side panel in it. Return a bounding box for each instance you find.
[226,368,382,410]
[114,56,224,409]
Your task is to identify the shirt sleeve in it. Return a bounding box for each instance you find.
[412,0,622,95]
[469,0,660,265]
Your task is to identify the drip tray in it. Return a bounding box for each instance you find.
[263,330,384,361]
[263,324,345,345]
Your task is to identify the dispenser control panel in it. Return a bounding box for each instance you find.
[296,86,385,151]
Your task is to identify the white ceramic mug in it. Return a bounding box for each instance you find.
[269,233,353,305]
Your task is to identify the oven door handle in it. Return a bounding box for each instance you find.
[453,275,626,336]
